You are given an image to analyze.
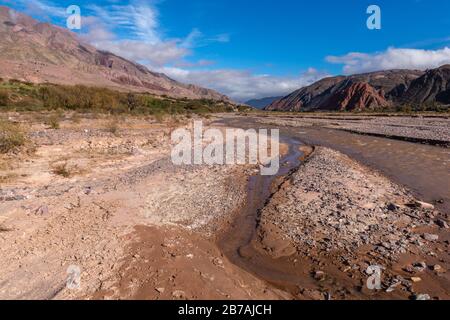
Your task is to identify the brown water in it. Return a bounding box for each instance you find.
[215,115,449,298]
[219,116,450,214]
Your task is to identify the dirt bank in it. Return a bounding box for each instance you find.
[0,113,279,299]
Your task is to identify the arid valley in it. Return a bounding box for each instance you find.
[1,112,448,300]
[0,2,450,305]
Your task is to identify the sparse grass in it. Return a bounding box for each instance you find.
[46,114,60,129]
[152,112,165,123]
[70,112,81,124]
[0,88,9,106]
[0,119,26,153]
[52,163,71,178]
[105,119,120,136]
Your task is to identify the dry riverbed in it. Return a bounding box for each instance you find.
[0,112,448,300]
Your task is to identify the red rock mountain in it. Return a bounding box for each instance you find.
[321,81,391,111]
[0,6,229,101]
[266,70,425,112]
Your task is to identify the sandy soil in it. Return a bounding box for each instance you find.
[0,113,278,299]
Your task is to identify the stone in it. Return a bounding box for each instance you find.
[387,203,400,211]
[313,271,326,281]
[386,281,401,293]
[432,264,443,272]
[172,290,186,299]
[34,205,49,216]
[155,287,165,293]
[410,277,422,283]
[413,293,431,301]
[422,233,439,242]
[413,262,427,272]
[414,201,435,210]
[436,219,449,229]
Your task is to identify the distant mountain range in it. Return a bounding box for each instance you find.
[245,96,283,109]
[266,66,450,112]
[0,6,229,101]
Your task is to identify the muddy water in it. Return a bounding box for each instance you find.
[217,137,366,298]
[217,137,313,293]
[216,115,449,298]
[219,116,450,214]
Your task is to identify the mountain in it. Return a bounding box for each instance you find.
[400,65,450,105]
[0,6,229,101]
[245,96,283,109]
[266,69,425,112]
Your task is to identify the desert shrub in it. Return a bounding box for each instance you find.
[1,82,235,115]
[46,114,60,129]
[0,89,9,106]
[52,163,71,178]
[0,119,26,153]
[105,119,120,136]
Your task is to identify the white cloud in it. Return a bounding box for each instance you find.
[327,47,450,74]
[159,67,328,101]
[80,2,230,66]
[5,0,324,100]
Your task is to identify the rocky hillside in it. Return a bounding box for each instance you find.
[245,96,283,109]
[266,69,426,112]
[0,6,229,101]
[400,65,450,105]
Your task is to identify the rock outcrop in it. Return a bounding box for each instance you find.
[266,70,425,112]
[400,65,450,105]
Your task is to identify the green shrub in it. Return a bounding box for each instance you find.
[52,163,71,178]
[46,115,60,129]
[0,119,26,153]
[0,89,8,106]
[105,119,120,136]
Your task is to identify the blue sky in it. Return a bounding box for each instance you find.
[2,0,450,100]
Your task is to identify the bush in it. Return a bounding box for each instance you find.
[0,119,26,153]
[1,82,236,114]
[46,115,60,129]
[105,119,120,136]
[52,163,71,178]
[0,89,8,106]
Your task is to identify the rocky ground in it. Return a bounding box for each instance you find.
[255,114,450,145]
[0,112,278,299]
[0,112,448,300]
[256,147,449,300]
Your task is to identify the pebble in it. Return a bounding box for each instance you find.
[34,205,49,216]
[436,219,449,229]
[313,271,326,281]
[414,201,435,210]
[413,262,427,273]
[155,287,165,294]
[172,290,186,299]
[413,293,431,301]
[432,265,443,272]
[423,233,439,242]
